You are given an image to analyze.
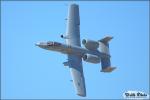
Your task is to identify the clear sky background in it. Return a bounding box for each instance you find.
[1,1,149,99]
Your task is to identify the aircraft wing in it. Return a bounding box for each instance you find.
[65,4,86,97]
[68,54,86,97]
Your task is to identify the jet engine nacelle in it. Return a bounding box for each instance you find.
[82,39,99,50]
[83,54,100,64]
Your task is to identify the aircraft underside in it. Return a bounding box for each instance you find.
[36,3,116,97]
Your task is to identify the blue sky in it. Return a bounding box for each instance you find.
[1,1,149,99]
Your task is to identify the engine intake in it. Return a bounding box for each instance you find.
[82,39,99,50]
[83,54,100,64]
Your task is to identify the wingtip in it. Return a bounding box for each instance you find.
[77,93,86,97]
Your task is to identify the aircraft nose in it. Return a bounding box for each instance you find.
[35,42,40,46]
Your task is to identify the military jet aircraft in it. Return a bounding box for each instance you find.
[35,4,116,97]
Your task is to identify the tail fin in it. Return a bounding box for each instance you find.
[98,36,116,72]
[99,36,113,44]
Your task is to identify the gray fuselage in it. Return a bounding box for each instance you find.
[35,41,102,58]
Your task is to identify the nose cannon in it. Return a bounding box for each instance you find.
[35,42,47,47]
[35,42,40,46]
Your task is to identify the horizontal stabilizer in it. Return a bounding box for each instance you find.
[99,36,113,43]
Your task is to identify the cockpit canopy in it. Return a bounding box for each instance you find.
[47,41,61,46]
